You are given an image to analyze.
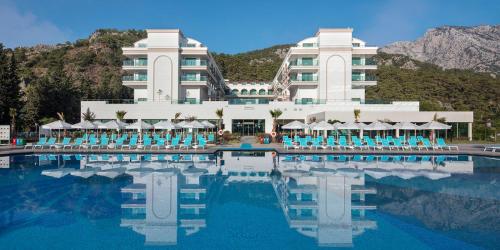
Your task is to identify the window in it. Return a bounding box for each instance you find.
[258,89,266,95]
[302,43,314,47]
[250,89,257,95]
[352,43,360,47]
[302,57,313,66]
[240,89,249,95]
[301,73,313,81]
[231,89,239,95]
[352,57,361,65]
[183,58,197,66]
[183,73,197,81]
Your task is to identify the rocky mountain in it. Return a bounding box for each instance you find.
[381,25,500,75]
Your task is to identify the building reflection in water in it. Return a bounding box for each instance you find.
[34,153,476,247]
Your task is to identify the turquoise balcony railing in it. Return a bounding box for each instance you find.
[123,59,147,66]
[352,75,377,81]
[289,59,318,66]
[122,74,147,81]
[352,58,376,66]
[181,75,208,81]
[181,59,208,66]
[290,74,318,81]
[294,99,326,105]
[228,98,269,105]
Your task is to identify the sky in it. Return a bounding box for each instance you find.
[0,0,499,53]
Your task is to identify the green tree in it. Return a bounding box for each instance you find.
[354,109,361,122]
[0,45,21,124]
[116,110,127,121]
[269,109,283,132]
[82,108,95,121]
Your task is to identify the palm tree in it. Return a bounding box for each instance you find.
[354,109,361,122]
[82,108,95,121]
[116,110,127,121]
[56,112,65,121]
[9,108,16,137]
[269,109,283,133]
[215,109,223,130]
[174,112,182,122]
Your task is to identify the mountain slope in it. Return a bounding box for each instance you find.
[380,25,500,75]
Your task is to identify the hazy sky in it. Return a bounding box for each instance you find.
[1,0,498,53]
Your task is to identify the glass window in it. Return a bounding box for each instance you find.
[303,43,314,47]
[183,58,197,66]
[249,89,257,95]
[352,57,361,65]
[258,89,266,95]
[301,73,313,81]
[301,58,313,66]
[240,89,248,95]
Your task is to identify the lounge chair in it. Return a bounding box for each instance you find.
[167,138,180,149]
[483,146,500,152]
[421,138,435,151]
[207,133,215,142]
[45,138,57,149]
[284,139,297,150]
[310,139,322,150]
[326,138,337,150]
[365,138,381,150]
[122,138,138,150]
[99,137,109,149]
[72,138,84,149]
[61,137,72,149]
[381,139,393,150]
[338,138,354,150]
[408,139,423,151]
[89,138,98,149]
[436,138,458,151]
[298,139,309,149]
[196,139,207,149]
[114,139,124,149]
[30,137,47,149]
[180,139,192,149]
[151,138,165,150]
[141,138,152,150]
[352,139,366,150]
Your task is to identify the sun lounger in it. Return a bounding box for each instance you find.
[122,138,138,150]
[483,146,500,152]
[29,137,47,149]
[436,138,458,151]
[45,138,57,149]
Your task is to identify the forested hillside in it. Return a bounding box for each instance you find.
[0,29,498,139]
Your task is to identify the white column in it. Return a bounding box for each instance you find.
[395,129,400,138]
[468,122,473,141]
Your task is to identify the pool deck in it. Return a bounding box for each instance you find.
[1,143,499,157]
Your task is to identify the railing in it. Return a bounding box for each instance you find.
[290,75,318,82]
[296,43,318,48]
[228,98,270,105]
[122,75,147,81]
[181,59,208,66]
[123,59,147,66]
[361,99,393,104]
[289,60,319,66]
[137,43,147,48]
[294,99,326,105]
[180,75,208,81]
[352,58,377,66]
[352,75,377,81]
[172,99,203,104]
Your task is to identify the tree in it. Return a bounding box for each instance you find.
[9,108,16,136]
[56,112,65,121]
[174,112,182,122]
[269,109,283,132]
[215,109,223,130]
[354,109,361,122]
[0,45,21,124]
[116,110,127,121]
[82,108,95,121]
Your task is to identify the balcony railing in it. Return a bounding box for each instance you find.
[296,43,318,48]
[181,59,208,66]
[123,59,148,67]
[352,75,377,81]
[228,98,270,105]
[289,60,319,66]
[172,99,202,104]
[123,74,147,81]
[352,58,376,66]
[290,75,318,81]
[294,99,326,105]
[181,75,208,81]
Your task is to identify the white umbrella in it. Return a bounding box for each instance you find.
[153,120,179,130]
[282,121,308,130]
[72,120,97,129]
[93,121,107,129]
[392,122,419,130]
[42,120,73,142]
[104,120,128,130]
[364,121,391,131]
[419,121,451,130]
[419,121,451,142]
[42,120,73,130]
[336,122,362,130]
[182,121,206,129]
[176,121,188,128]
[201,120,215,128]
[126,121,153,130]
[310,121,334,130]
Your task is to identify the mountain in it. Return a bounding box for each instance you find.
[380,25,500,75]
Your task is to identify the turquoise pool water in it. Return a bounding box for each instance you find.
[0,152,498,249]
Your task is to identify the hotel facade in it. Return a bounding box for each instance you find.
[81,28,474,140]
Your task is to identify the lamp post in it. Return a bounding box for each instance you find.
[157,89,163,102]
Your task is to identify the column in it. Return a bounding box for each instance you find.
[468,123,473,141]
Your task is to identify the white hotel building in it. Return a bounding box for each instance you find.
[82,28,473,139]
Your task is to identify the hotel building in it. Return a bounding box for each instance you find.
[81,28,473,139]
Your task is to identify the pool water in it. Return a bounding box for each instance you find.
[0,152,498,249]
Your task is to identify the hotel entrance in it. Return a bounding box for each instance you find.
[232,120,265,136]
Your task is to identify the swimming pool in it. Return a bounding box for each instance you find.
[0,152,498,249]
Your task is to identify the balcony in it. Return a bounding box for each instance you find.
[181,75,208,85]
[289,59,319,70]
[352,74,377,86]
[294,99,326,105]
[181,59,208,66]
[122,59,147,70]
[123,74,147,81]
[290,74,318,85]
[228,98,270,105]
[352,58,377,70]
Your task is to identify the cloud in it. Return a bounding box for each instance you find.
[0,2,68,48]
[358,0,430,46]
